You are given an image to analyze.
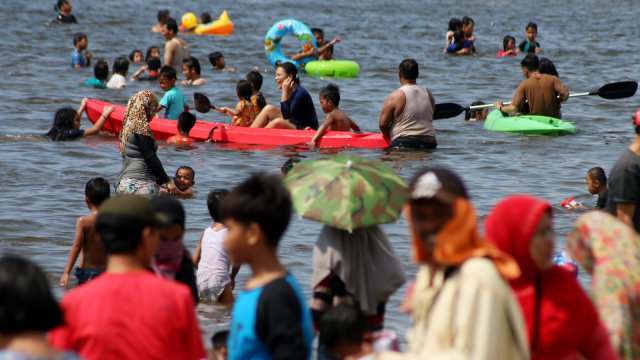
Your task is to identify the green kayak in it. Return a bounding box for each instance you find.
[484,110,577,136]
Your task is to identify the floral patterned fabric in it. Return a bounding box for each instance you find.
[568,211,640,360]
[115,177,160,196]
[232,100,259,127]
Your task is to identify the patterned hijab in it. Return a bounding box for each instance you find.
[119,90,158,155]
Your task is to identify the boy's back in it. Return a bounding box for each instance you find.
[326,108,354,132]
[77,212,106,270]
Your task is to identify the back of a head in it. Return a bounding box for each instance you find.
[520,54,540,72]
[398,59,419,81]
[163,18,178,34]
[220,173,292,248]
[207,189,230,222]
[73,32,86,46]
[178,111,196,133]
[85,177,110,206]
[539,57,559,77]
[0,255,62,334]
[157,9,169,22]
[159,65,176,80]
[453,29,466,44]
[319,304,368,352]
[150,195,186,229]
[587,167,607,184]
[409,167,469,202]
[113,56,129,75]
[200,12,212,24]
[211,330,229,349]
[448,18,462,31]
[183,56,201,75]
[48,107,76,139]
[281,157,301,175]
[246,70,263,91]
[208,51,223,67]
[236,80,252,101]
[320,83,340,106]
[94,60,109,81]
[147,57,161,71]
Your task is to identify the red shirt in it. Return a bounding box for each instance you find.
[167,134,196,145]
[49,271,205,360]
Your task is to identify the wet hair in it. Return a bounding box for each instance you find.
[281,157,301,175]
[177,112,196,133]
[183,56,201,75]
[277,62,300,85]
[319,304,368,351]
[208,51,224,67]
[587,167,607,185]
[85,177,110,206]
[246,70,263,91]
[462,16,474,27]
[539,57,559,77]
[93,60,109,81]
[163,18,178,34]
[200,12,212,24]
[46,107,77,140]
[73,32,86,46]
[176,166,195,179]
[503,35,516,51]
[128,49,143,62]
[311,27,324,41]
[324,43,334,55]
[207,189,229,222]
[211,330,229,350]
[54,0,69,11]
[319,84,340,106]
[220,173,292,248]
[0,255,63,334]
[409,167,469,200]
[447,18,462,31]
[465,101,485,120]
[526,22,538,31]
[159,65,177,80]
[520,53,540,72]
[96,213,145,254]
[398,58,419,81]
[145,46,160,62]
[157,9,169,22]
[113,56,129,75]
[147,57,161,71]
[236,80,252,102]
[452,29,466,45]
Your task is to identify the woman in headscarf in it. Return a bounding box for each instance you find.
[485,195,616,360]
[568,211,640,360]
[378,168,529,360]
[114,90,177,196]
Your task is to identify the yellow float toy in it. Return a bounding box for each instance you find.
[179,11,233,36]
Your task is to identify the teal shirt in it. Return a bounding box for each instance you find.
[159,86,187,120]
[84,77,106,87]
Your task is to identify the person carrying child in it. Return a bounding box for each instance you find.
[156,65,189,120]
[181,56,206,86]
[106,56,129,89]
[443,18,462,52]
[84,60,109,87]
[310,84,360,147]
[220,173,313,359]
[167,111,197,145]
[46,98,115,141]
[70,33,91,68]
[55,0,77,24]
[131,57,161,81]
[60,177,110,287]
[218,80,260,127]
[193,189,240,305]
[586,167,609,209]
[517,22,541,54]
[497,35,517,56]
[445,29,475,55]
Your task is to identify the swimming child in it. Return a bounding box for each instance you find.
[292,28,341,61]
[318,43,334,60]
[130,57,161,81]
[129,49,144,64]
[218,80,260,127]
[586,167,609,209]
[167,111,197,145]
[465,101,489,121]
[443,18,462,52]
[497,35,517,56]
[83,60,108,87]
[245,70,267,111]
[517,22,541,53]
[71,33,92,68]
[200,12,212,24]
[192,189,240,305]
[172,166,195,198]
[156,65,189,120]
[210,330,229,360]
[46,98,115,141]
[180,56,206,86]
[55,0,77,24]
[310,84,360,147]
[60,177,110,287]
[151,9,170,33]
[445,29,474,55]
[208,51,235,72]
[281,157,301,177]
[106,56,128,89]
[145,46,161,62]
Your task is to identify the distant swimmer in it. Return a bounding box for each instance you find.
[443,18,462,52]
[291,28,340,62]
[151,9,170,33]
[54,0,77,24]
[70,33,92,68]
[465,101,488,121]
[208,51,235,72]
[180,56,206,86]
[445,29,475,55]
[586,167,608,209]
[161,18,190,74]
[517,22,541,54]
[46,98,115,141]
[497,35,517,56]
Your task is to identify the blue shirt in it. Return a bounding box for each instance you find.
[70,49,87,68]
[159,86,187,120]
[84,77,106,87]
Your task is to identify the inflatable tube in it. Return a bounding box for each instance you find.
[264,19,316,71]
[179,11,233,36]
[305,60,360,78]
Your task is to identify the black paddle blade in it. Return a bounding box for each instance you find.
[194,92,212,113]
[434,102,466,120]
[595,81,638,100]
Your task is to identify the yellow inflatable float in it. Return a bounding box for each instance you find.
[179,11,233,36]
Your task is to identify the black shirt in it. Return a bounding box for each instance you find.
[605,149,640,232]
[56,13,77,24]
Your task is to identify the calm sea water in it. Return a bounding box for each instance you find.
[1,0,639,349]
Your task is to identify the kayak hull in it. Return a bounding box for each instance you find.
[305,60,360,78]
[484,110,577,136]
[86,99,389,149]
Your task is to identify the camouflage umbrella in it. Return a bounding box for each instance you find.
[283,153,408,232]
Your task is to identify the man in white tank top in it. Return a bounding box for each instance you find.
[379,59,437,149]
[161,18,190,74]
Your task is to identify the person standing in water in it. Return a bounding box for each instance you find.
[161,18,190,74]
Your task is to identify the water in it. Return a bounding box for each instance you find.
[1,0,639,349]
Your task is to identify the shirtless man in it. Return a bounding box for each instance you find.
[379,59,436,149]
[161,18,190,74]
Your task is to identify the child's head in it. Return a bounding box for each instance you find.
[129,49,144,63]
[281,157,301,176]
[113,56,129,76]
[398,58,419,81]
[157,9,170,23]
[323,44,334,60]
[93,60,109,82]
[208,51,225,69]
[311,28,325,45]
[586,167,607,195]
[466,101,488,120]
[319,83,340,113]
[447,18,462,32]
[177,111,196,136]
[220,173,292,263]
[236,80,252,102]
[145,46,161,62]
[147,57,161,72]
[461,16,474,35]
[174,166,195,192]
[539,57,559,77]
[319,304,370,359]
[85,177,110,207]
[207,189,230,222]
[525,22,538,42]
[200,12,212,24]
[73,32,87,49]
[453,29,466,45]
[211,330,229,360]
[159,65,177,91]
[162,18,178,39]
[182,56,201,80]
[55,0,71,12]
[0,255,63,336]
[245,70,263,92]
[503,35,516,51]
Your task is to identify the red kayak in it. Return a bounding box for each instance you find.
[86,99,390,148]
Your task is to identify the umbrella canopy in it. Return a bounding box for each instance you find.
[284,153,407,232]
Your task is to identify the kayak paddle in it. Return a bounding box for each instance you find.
[194,92,222,113]
[434,81,638,120]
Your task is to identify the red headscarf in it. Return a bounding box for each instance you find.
[485,195,600,359]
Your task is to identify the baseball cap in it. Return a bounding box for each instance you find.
[409,168,468,204]
[150,195,185,228]
[97,195,171,228]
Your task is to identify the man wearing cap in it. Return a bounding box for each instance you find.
[49,195,206,360]
[379,59,437,150]
[605,110,640,233]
